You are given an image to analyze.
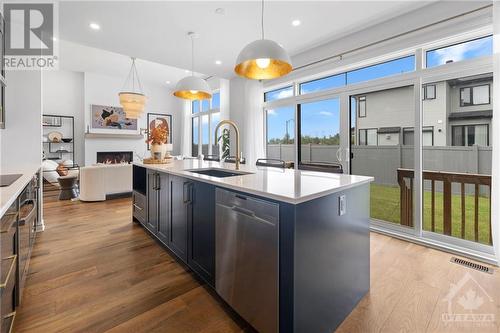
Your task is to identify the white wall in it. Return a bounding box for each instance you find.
[83,72,182,165]
[42,70,85,165]
[228,77,264,164]
[41,66,183,166]
[0,70,42,172]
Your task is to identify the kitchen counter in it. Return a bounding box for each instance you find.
[0,164,41,217]
[133,159,373,204]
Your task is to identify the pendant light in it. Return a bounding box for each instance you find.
[119,57,147,119]
[174,32,212,100]
[234,0,292,80]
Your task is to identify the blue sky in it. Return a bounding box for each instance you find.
[267,36,493,142]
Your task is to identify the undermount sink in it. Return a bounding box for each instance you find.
[186,168,253,178]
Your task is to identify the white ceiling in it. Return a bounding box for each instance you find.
[59,1,433,79]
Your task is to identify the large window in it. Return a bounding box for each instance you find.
[460,84,490,106]
[299,74,345,95]
[298,56,415,96]
[426,35,493,68]
[346,55,415,85]
[265,106,295,161]
[452,124,489,146]
[191,92,221,157]
[298,98,340,164]
[358,129,377,146]
[264,86,293,102]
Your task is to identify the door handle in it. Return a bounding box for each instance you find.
[133,203,143,211]
[336,148,343,162]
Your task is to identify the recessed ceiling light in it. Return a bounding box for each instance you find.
[89,22,101,30]
[215,60,222,65]
[166,80,171,84]
[184,69,190,73]
[52,37,57,41]
[292,19,301,27]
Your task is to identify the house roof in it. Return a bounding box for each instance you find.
[378,127,401,134]
[449,110,492,120]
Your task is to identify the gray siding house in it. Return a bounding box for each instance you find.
[353,73,492,147]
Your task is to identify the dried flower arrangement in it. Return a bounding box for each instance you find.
[146,118,169,145]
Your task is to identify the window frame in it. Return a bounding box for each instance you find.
[424,35,493,69]
[459,84,490,107]
[451,124,489,146]
[191,90,221,157]
[423,84,436,100]
[402,126,434,146]
[358,96,367,118]
[358,128,378,146]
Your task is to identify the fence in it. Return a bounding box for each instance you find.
[267,144,492,187]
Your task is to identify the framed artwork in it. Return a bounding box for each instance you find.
[147,113,172,150]
[90,104,138,134]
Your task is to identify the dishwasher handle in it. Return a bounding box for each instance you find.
[230,205,276,227]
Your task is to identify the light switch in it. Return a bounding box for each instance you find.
[339,194,346,216]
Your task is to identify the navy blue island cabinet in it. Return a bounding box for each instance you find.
[132,164,370,333]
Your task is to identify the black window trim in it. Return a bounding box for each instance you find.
[423,84,436,100]
[459,84,490,107]
[402,126,434,146]
[358,128,378,146]
[358,96,367,118]
[451,124,489,146]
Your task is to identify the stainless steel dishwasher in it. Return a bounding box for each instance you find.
[215,188,279,333]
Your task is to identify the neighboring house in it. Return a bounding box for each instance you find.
[353,73,492,147]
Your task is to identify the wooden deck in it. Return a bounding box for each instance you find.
[14,194,500,332]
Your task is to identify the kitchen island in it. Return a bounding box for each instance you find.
[132,160,373,333]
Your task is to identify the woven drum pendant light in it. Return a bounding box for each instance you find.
[119,57,146,119]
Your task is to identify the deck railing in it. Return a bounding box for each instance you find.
[397,168,492,244]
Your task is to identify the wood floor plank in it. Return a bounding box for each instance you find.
[14,194,500,333]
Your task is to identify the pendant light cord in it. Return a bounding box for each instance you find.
[121,57,144,94]
[261,0,265,40]
[191,35,195,76]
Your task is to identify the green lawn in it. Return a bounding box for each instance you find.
[370,183,492,245]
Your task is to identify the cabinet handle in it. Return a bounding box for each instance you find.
[133,203,143,211]
[183,182,194,204]
[3,312,16,333]
[0,212,18,233]
[156,173,161,190]
[0,255,17,289]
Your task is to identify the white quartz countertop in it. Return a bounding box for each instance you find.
[134,160,373,204]
[0,164,40,217]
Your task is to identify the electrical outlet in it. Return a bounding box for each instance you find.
[339,194,346,216]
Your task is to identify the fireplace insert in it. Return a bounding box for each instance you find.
[96,151,133,164]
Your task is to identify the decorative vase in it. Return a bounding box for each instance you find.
[151,143,167,160]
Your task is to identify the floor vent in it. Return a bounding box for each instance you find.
[450,257,493,274]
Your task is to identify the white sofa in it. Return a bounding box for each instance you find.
[79,164,132,201]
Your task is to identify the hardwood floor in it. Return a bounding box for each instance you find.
[14,195,500,333]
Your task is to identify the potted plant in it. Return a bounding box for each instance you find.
[146,119,169,160]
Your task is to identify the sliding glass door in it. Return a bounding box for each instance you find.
[298,97,346,171]
[421,73,493,249]
[349,84,417,233]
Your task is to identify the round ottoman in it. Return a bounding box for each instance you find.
[58,175,78,200]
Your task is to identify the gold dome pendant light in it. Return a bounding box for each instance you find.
[119,57,147,119]
[174,32,212,100]
[235,0,292,80]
